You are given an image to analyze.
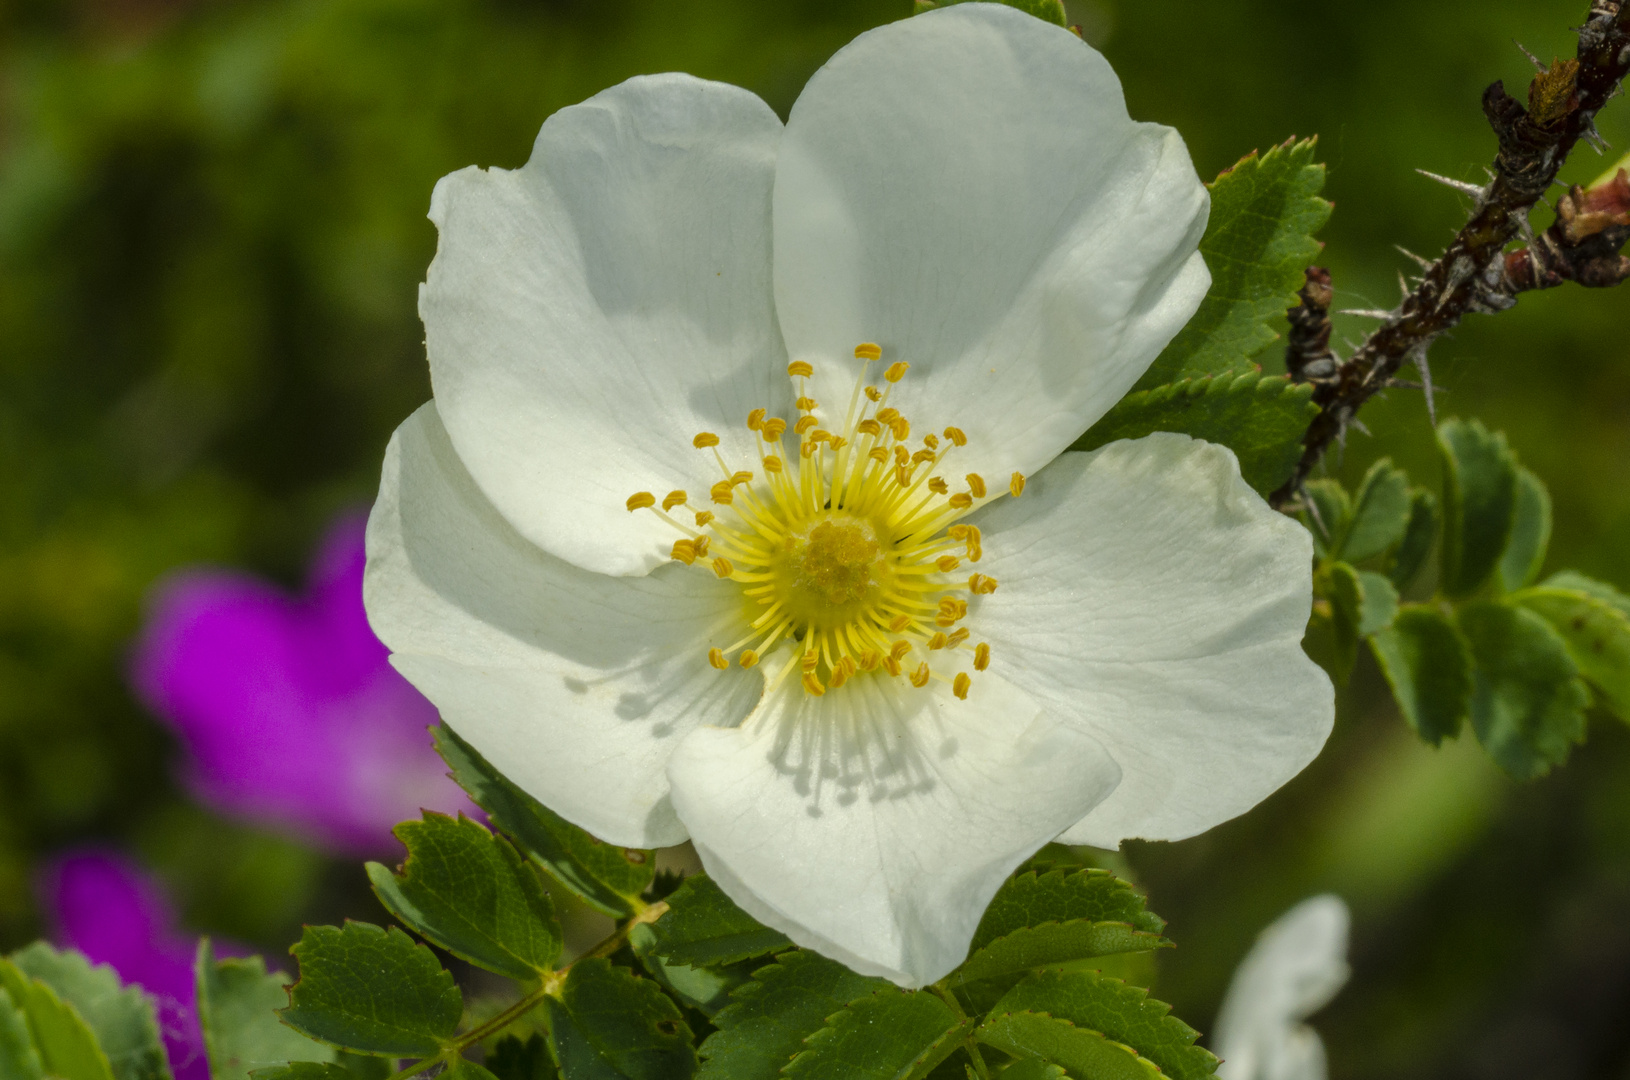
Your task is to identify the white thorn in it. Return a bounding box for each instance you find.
[1514,208,1537,244]
[1398,270,1414,300]
[1514,39,1547,72]
[1583,122,1611,154]
[1414,348,1438,426]
[1339,308,1396,320]
[1350,417,1373,438]
[1417,168,1488,199]
[1395,245,1435,270]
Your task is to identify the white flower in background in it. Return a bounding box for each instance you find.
[1214,896,1352,1080]
[364,3,1333,986]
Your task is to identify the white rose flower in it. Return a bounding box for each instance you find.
[363,3,1334,986]
[1214,895,1352,1080]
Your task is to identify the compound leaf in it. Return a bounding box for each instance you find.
[0,956,116,1080]
[783,989,969,1080]
[998,1063,1068,1080]
[0,978,46,1080]
[1544,571,1630,621]
[1136,138,1330,388]
[1439,419,1518,599]
[250,1066,359,1080]
[955,922,1169,986]
[1387,490,1440,590]
[1498,467,1552,593]
[1370,605,1473,744]
[1457,601,1589,779]
[1071,372,1317,496]
[698,951,886,1080]
[1515,587,1630,722]
[9,943,170,1080]
[280,923,460,1058]
[974,868,1164,950]
[545,959,695,1080]
[195,940,334,1080]
[485,1035,559,1080]
[1345,460,1413,563]
[629,925,754,1020]
[978,1012,1161,1080]
[368,813,561,980]
[434,726,652,918]
[1300,480,1352,561]
[645,876,789,970]
[1356,571,1399,636]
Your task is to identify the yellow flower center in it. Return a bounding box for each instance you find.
[627,344,1020,698]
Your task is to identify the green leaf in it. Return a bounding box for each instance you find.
[195,940,334,1080]
[1544,571,1630,621]
[1457,601,1590,779]
[645,876,790,970]
[249,1065,358,1080]
[1355,571,1399,636]
[1514,587,1630,721]
[911,0,1067,27]
[1498,467,1552,593]
[1344,460,1413,563]
[1310,561,1363,683]
[367,813,561,981]
[1387,490,1440,589]
[1300,480,1352,561]
[446,1060,502,1080]
[973,868,1165,949]
[698,951,886,1080]
[486,1035,560,1080]
[280,923,461,1058]
[997,1063,1067,1080]
[1438,419,1518,599]
[0,956,116,1080]
[0,969,47,1080]
[9,943,171,1080]
[783,989,970,1080]
[985,971,1217,1080]
[1135,138,1330,389]
[978,1012,1161,1080]
[1070,373,1317,496]
[545,959,695,1080]
[955,922,1169,986]
[1369,605,1473,744]
[629,925,753,1020]
[434,726,653,918]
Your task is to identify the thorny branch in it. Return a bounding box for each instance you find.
[1269,0,1630,509]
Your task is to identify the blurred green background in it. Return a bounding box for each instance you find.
[2,0,1627,1077]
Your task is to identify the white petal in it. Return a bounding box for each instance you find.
[1213,896,1350,1080]
[423,74,788,577]
[665,657,1120,987]
[363,403,762,848]
[968,435,1332,847]
[773,4,1208,486]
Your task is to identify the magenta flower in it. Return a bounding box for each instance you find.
[37,850,218,1080]
[131,512,470,854]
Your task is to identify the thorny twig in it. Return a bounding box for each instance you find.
[1269,0,1630,509]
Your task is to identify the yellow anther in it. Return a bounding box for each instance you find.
[858,419,882,437]
[731,470,753,486]
[966,473,987,498]
[912,449,936,465]
[868,447,889,463]
[968,542,983,562]
[895,464,914,487]
[858,650,881,672]
[890,639,913,661]
[953,672,971,700]
[711,557,734,578]
[788,361,814,378]
[828,665,850,689]
[747,407,766,431]
[694,510,715,527]
[969,573,998,594]
[876,407,900,425]
[949,493,974,510]
[671,540,696,565]
[937,555,961,572]
[865,386,883,402]
[948,525,971,541]
[692,536,711,558]
[894,445,910,466]
[802,672,827,696]
[964,526,982,543]
[910,663,931,688]
[795,415,819,434]
[809,429,832,444]
[708,648,728,670]
[855,342,883,361]
[940,598,968,620]
[943,426,967,447]
[889,614,912,632]
[946,627,970,648]
[762,418,788,440]
[710,481,735,504]
[662,490,688,511]
[740,650,760,669]
[885,361,910,383]
[1010,472,1026,497]
[924,433,939,450]
[928,477,949,494]
[829,436,848,450]
[802,650,819,672]
[890,418,911,441]
[763,455,784,473]
[974,643,991,671]
[626,492,656,512]
[796,396,818,411]
[882,654,902,677]
[694,432,720,448]
[927,632,948,650]
[801,441,817,459]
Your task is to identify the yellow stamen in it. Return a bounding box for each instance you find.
[927,632,948,650]
[662,490,688,511]
[910,663,931,688]
[969,573,998,594]
[671,540,696,565]
[953,672,971,700]
[943,426,967,446]
[1010,472,1026,497]
[885,361,910,383]
[928,477,949,494]
[740,649,760,669]
[796,396,818,411]
[694,510,715,527]
[855,343,882,361]
[937,555,961,572]
[711,557,734,578]
[762,417,788,440]
[949,493,973,510]
[865,386,883,402]
[692,536,711,558]
[795,416,819,434]
[708,648,728,670]
[626,492,656,512]
[974,643,991,671]
[694,432,720,448]
[747,408,766,431]
[946,627,970,648]
[710,481,735,504]
[788,361,814,378]
[764,455,784,473]
[965,473,986,498]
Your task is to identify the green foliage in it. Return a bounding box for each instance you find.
[281,923,462,1058]
[955,923,1169,986]
[977,1012,1162,1080]
[1457,602,1589,780]
[367,813,561,981]
[485,1035,560,1080]
[195,941,334,1080]
[545,959,696,1080]
[645,876,790,970]
[1515,587,1630,721]
[1302,480,1353,561]
[697,951,885,1080]
[250,1066,360,1080]
[1071,372,1318,495]
[973,868,1166,945]
[1498,468,1553,593]
[1344,460,1414,563]
[434,726,653,918]
[1438,419,1518,600]
[997,1062,1068,1080]
[911,0,1068,27]
[0,955,116,1080]
[0,982,46,1080]
[1136,138,1330,389]
[8,943,170,1080]
[1387,490,1440,589]
[782,988,970,1080]
[1370,606,1473,744]
[629,925,755,1019]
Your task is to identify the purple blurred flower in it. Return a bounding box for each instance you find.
[37,850,217,1080]
[131,512,470,854]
